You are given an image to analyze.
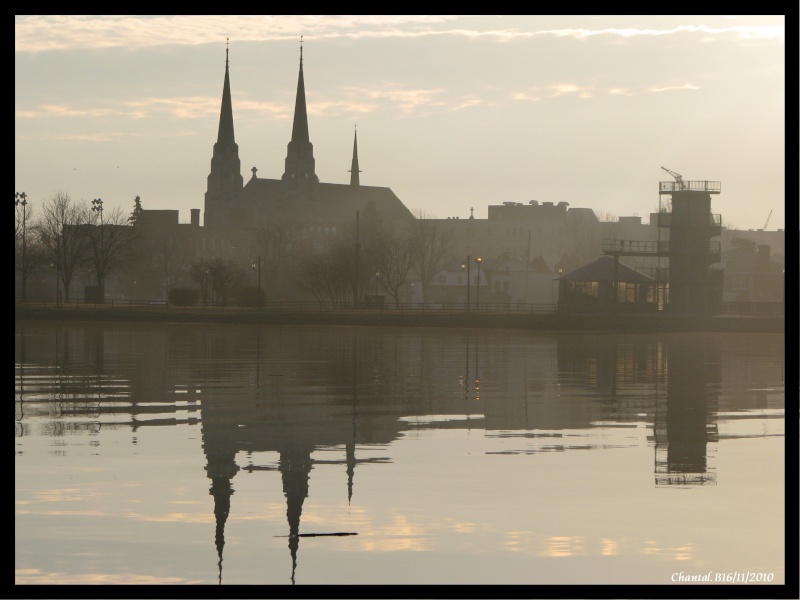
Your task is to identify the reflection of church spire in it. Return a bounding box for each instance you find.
[279,446,314,585]
[209,477,233,584]
[345,442,356,504]
[203,413,239,585]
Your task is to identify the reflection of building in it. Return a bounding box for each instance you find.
[15,322,786,581]
[652,337,720,486]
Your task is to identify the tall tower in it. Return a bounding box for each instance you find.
[282,37,319,197]
[205,40,244,210]
[658,170,723,313]
[349,126,361,187]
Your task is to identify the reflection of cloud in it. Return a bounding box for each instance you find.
[504,530,540,554]
[31,488,104,503]
[450,521,476,534]
[544,535,586,557]
[601,537,619,556]
[123,511,213,524]
[15,567,198,585]
[641,539,694,560]
[357,514,430,552]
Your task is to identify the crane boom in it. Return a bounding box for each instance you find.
[660,166,685,189]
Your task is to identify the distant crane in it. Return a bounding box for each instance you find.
[660,166,685,190]
[763,210,772,230]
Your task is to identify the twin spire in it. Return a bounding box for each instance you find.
[214,37,363,194]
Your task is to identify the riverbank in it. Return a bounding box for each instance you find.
[15,304,785,333]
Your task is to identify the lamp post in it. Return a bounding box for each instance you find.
[462,255,471,312]
[251,256,261,310]
[205,269,210,306]
[91,198,103,299]
[475,257,482,309]
[15,192,28,301]
[374,271,380,295]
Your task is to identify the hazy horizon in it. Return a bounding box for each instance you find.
[15,15,786,231]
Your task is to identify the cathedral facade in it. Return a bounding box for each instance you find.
[202,42,415,237]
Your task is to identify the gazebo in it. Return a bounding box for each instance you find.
[556,256,656,313]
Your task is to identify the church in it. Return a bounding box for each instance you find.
[202,41,415,237]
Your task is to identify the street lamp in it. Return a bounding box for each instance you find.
[462,255,471,312]
[251,256,261,310]
[474,257,482,309]
[15,192,28,301]
[205,269,210,306]
[375,271,380,295]
[91,198,104,299]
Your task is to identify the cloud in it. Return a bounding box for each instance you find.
[649,83,701,93]
[15,16,783,53]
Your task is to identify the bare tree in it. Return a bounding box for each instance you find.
[407,209,454,302]
[298,237,356,307]
[84,203,139,296]
[150,227,195,298]
[250,223,303,301]
[371,234,414,308]
[190,258,246,306]
[35,192,89,303]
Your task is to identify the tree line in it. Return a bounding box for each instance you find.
[15,192,456,307]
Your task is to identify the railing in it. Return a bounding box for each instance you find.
[659,180,722,193]
[603,239,670,255]
[15,297,559,315]
[17,298,785,318]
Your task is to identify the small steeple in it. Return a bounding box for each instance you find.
[282,35,318,191]
[349,125,361,187]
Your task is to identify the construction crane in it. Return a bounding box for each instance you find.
[763,210,772,230]
[660,166,685,190]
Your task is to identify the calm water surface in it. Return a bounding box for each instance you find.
[14,321,785,585]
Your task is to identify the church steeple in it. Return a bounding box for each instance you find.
[205,39,243,209]
[348,125,361,187]
[282,36,319,193]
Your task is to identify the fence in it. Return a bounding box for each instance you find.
[16,297,559,315]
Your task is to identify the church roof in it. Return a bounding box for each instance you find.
[239,178,414,225]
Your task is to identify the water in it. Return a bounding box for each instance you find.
[15,321,785,585]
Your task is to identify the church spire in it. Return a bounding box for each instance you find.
[217,38,235,145]
[349,125,361,187]
[205,38,243,212]
[282,36,319,192]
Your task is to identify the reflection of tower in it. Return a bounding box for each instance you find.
[654,337,720,485]
[279,445,314,585]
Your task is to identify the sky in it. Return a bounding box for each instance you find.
[15,15,786,231]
